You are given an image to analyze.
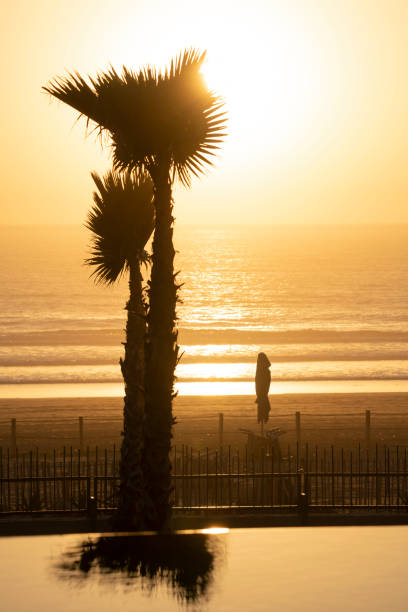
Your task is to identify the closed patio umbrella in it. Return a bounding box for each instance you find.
[255,352,271,433]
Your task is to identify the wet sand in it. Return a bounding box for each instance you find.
[1,392,408,451]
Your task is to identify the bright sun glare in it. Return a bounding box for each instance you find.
[201,527,229,534]
[199,23,328,157]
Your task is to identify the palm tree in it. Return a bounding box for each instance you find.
[44,49,226,529]
[86,170,154,529]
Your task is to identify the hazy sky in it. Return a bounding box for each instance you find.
[1,0,408,225]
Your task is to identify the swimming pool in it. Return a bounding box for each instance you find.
[1,525,407,611]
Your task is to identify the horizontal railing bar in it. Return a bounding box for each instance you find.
[0,476,95,483]
[172,504,299,510]
[1,503,407,516]
[2,471,408,483]
[308,504,408,509]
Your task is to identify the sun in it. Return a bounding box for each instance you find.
[199,25,331,158]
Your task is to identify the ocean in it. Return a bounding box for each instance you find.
[1,224,408,397]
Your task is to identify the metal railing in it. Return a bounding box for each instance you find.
[1,443,408,513]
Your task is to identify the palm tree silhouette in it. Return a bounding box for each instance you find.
[44,49,226,528]
[86,170,154,529]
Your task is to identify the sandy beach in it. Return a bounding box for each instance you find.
[1,392,408,452]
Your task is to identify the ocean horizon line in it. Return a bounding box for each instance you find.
[2,328,408,346]
[2,380,408,399]
[2,222,408,228]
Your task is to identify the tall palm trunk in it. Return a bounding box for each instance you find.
[116,260,148,529]
[144,163,179,529]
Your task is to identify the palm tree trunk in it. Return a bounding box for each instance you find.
[115,261,148,530]
[144,163,179,529]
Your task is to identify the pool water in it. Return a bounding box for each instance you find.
[1,526,407,611]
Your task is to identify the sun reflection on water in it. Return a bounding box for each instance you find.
[177,362,254,380]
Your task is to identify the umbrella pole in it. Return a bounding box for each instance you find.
[260,420,264,436]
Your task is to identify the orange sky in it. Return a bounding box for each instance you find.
[1,0,408,225]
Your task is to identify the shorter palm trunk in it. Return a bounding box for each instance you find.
[115,262,148,530]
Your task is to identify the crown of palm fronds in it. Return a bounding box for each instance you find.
[43,49,227,187]
[86,171,154,285]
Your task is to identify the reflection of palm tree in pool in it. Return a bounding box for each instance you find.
[59,533,219,604]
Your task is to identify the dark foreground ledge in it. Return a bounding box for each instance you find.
[1,508,408,537]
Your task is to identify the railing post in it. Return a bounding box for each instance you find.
[297,466,308,524]
[218,413,224,450]
[79,417,84,451]
[10,419,16,454]
[87,495,97,524]
[296,411,301,448]
[365,410,371,448]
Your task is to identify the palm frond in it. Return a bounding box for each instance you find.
[44,72,105,131]
[44,48,227,187]
[85,170,154,285]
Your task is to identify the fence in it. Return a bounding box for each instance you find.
[2,410,408,452]
[1,443,408,513]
